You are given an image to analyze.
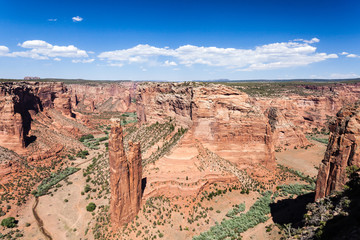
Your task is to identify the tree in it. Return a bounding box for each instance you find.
[1,217,17,228]
[86,202,96,212]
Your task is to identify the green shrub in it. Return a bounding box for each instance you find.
[76,150,89,159]
[84,184,91,193]
[1,217,17,228]
[86,202,96,212]
[34,167,80,197]
[79,134,94,142]
[193,191,273,240]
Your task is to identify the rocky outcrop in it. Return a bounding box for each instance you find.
[315,102,360,200]
[191,86,275,171]
[0,81,75,153]
[67,82,137,113]
[136,83,276,177]
[252,83,360,148]
[109,119,142,229]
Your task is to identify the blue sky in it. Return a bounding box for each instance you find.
[0,0,359,81]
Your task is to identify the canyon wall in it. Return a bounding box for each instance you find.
[315,102,360,200]
[252,83,360,149]
[109,119,142,229]
[0,82,74,153]
[136,83,276,173]
[67,82,137,113]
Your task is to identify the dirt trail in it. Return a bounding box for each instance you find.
[32,197,52,240]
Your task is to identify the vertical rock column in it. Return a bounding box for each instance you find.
[109,118,142,229]
[315,103,360,200]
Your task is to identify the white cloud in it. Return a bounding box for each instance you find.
[98,38,337,71]
[164,60,177,66]
[346,54,359,58]
[17,40,88,59]
[0,40,90,62]
[294,37,320,44]
[341,52,349,55]
[48,19,57,22]
[72,16,83,22]
[0,46,9,55]
[72,59,95,63]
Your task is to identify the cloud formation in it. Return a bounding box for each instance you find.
[48,19,57,22]
[72,59,95,63]
[98,38,337,71]
[72,16,83,22]
[0,40,90,61]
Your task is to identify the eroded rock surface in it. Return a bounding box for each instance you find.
[109,119,142,229]
[0,82,74,153]
[315,102,360,200]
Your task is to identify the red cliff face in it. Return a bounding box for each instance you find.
[0,82,74,153]
[252,83,360,149]
[109,119,142,229]
[136,83,276,175]
[315,102,360,200]
[67,82,137,113]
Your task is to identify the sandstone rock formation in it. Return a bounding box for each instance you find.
[252,83,360,149]
[109,119,142,229]
[67,82,137,113]
[0,81,76,153]
[315,102,360,200]
[136,83,276,174]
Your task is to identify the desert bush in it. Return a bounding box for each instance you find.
[79,134,94,142]
[1,217,17,228]
[86,202,96,212]
[33,167,80,197]
[193,191,273,240]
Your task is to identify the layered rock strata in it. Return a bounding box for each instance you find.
[109,119,142,228]
[136,83,276,173]
[0,82,74,152]
[315,102,360,200]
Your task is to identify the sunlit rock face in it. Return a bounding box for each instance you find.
[109,119,142,229]
[0,81,73,153]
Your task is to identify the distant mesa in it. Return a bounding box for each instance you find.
[24,76,40,80]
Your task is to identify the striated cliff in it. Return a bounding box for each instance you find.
[67,82,137,113]
[315,102,360,200]
[136,83,276,184]
[109,119,142,229]
[252,83,360,149]
[0,81,75,153]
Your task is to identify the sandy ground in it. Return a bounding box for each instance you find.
[18,135,106,240]
[275,139,327,177]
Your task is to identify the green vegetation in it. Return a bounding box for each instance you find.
[277,183,315,196]
[86,202,96,212]
[289,166,360,239]
[219,80,360,97]
[32,167,80,197]
[193,191,273,240]
[278,164,316,184]
[144,126,188,165]
[1,217,17,228]
[79,134,94,142]
[226,203,246,218]
[76,150,89,159]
